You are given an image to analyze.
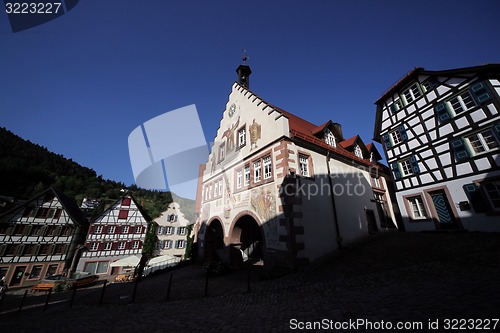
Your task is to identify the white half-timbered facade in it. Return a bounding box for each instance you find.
[194,61,398,271]
[0,188,88,288]
[374,64,500,232]
[154,202,192,258]
[77,194,150,275]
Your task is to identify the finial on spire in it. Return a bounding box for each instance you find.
[242,49,248,65]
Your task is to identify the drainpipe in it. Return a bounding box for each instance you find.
[326,151,342,249]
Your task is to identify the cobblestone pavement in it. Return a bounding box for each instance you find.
[0,232,499,332]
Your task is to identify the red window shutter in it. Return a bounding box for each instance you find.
[118,210,129,219]
[121,198,131,206]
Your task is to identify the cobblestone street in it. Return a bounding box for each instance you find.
[1,232,499,332]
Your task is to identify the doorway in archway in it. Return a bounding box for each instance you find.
[230,215,263,265]
[204,220,224,262]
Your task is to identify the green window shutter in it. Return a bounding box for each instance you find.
[462,184,486,213]
[434,101,451,123]
[391,162,401,180]
[383,133,392,148]
[492,122,500,141]
[450,138,470,162]
[469,81,493,105]
[399,126,408,142]
[409,155,420,174]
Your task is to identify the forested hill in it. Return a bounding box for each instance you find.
[0,127,195,221]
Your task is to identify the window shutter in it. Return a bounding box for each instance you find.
[390,103,397,113]
[0,244,6,256]
[399,126,408,141]
[409,155,420,174]
[16,245,25,256]
[469,81,493,105]
[383,133,392,148]
[391,162,401,180]
[23,225,32,236]
[492,122,500,141]
[434,102,451,123]
[462,184,486,213]
[450,138,470,162]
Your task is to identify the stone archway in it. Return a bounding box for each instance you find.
[204,219,224,262]
[229,214,264,265]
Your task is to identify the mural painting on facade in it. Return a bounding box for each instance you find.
[250,185,279,249]
[249,118,261,151]
[222,116,240,153]
[223,172,234,219]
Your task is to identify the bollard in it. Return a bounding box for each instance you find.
[164,273,173,301]
[18,289,28,312]
[204,272,209,297]
[98,280,107,305]
[131,277,139,303]
[69,284,77,308]
[43,289,52,311]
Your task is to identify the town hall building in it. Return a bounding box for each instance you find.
[194,59,398,270]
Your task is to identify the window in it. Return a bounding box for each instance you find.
[324,128,336,147]
[165,240,172,249]
[390,130,403,145]
[135,226,142,234]
[238,127,246,148]
[209,184,213,199]
[168,214,177,222]
[407,196,427,219]
[53,244,64,254]
[95,225,103,234]
[157,240,164,249]
[118,210,129,219]
[371,176,381,188]
[29,265,43,279]
[447,91,475,115]
[392,156,420,179]
[400,159,413,177]
[214,181,218,196]
[122,226,129,234]
[166,226,174,235]
[263,156,272,179]
[118,242,126,250]
[177,227,187,235]
[219,143,225,162]
[85,261,109,275]
[299,155,310,177]
[384,126,408,148]
[46,264,58,277]
[175,240,185,249]
[90,243,99,251]
[254,160,261,182]
[96,261,109,274]
[483,181,500,210]
[244,165,250,186]
[54,209,62,219]
[354,145,363,159]
[236,169,243,189]
[218,180,223,195]
[204,187,209,201]
[108,226,116,234]
[402,83,422,104]
[390,99,403,113]
[132,241,140,249]
[104,242,112,250]
[465,129,499,155]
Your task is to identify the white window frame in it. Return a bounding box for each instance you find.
[371,176,381,188]
[209,184,213,199]
[135,226,142,234]
[214,181,218,197]
[108,226,115,234]
[95,225,103,234]
[402,83,422,104]
[407,196,427,219]
[299,155,310,177]
[218,180,223,195]
[400,159,414,177]
[263,156,272,179]
[166,226,174,235]
[236,169,243,189]
[219,143,225,162]
[178,227,187,235]
[465,129,499,156]
[132,241,140,249]
[90,243,98,251]
[103,242,112,251]
[122,226,129,234]
[390,129,403,145]
[176,240,185,249]
[118,242,126,250]
[354,145,363,159]
[244,165,250,186]
[238,127,246,148]
[324,128,336,147]
[254,160,261,182]
[447,90,476,116]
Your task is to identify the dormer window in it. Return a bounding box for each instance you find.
[370,152,374,163]
[354,145,363,159]
[324,128,336,147]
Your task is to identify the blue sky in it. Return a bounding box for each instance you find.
[1,0,500,197]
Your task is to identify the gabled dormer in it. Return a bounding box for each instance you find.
[311,120,344,148]
[339,135,370,160]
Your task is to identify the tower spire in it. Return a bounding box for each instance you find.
[236,49,252,88]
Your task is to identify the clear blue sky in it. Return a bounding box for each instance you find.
[2,0,500,193]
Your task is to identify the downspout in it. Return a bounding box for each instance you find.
[326,151,342,249]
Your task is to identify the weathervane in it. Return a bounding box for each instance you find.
[241,49,248,65]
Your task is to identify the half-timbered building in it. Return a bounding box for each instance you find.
[194,60,398,271]
[374,64,500,232]
[77,193,150,276]
[154,202,192,258]
[0,188,88,288]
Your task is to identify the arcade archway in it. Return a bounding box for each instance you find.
[204,219,224,262]
[230,214,263,265]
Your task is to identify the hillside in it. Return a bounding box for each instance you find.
[0,127,195,220]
